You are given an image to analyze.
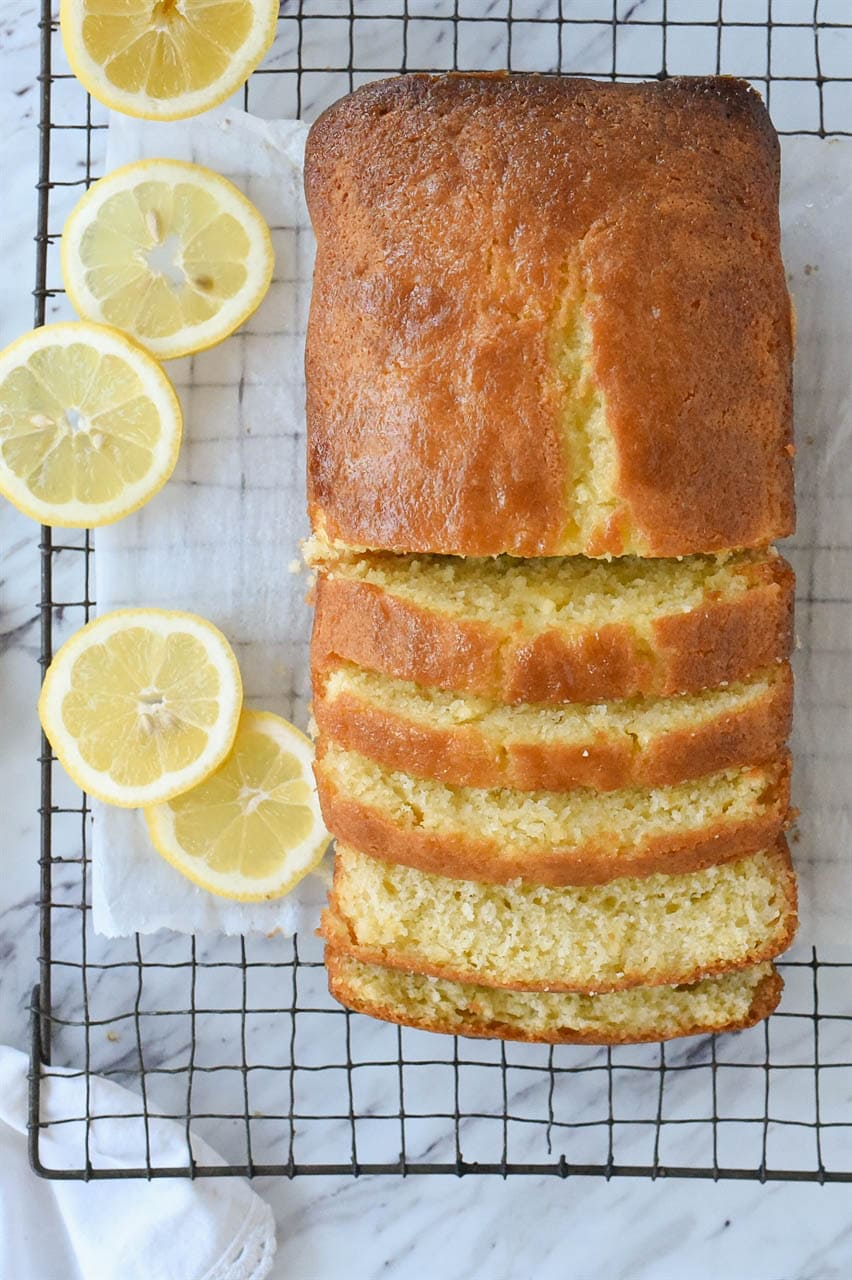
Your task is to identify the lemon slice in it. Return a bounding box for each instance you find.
[0,322,181,527]
[60,0,278,122]
[145,710,331,900]
[39,608,243,807]
[62,160,274,361]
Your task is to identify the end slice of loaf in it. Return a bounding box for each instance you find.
[306,75,793,562]
[315,742,790,884]
[309,543,793,704]
[325,951,783,1045]
[322,842,797,993]
[314,661,792,792]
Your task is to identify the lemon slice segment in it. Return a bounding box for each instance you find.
[62,160,274,361]
[39,608,243,807]
[145,710,331,900]
[0,322,181,527]
[60,0,279,122]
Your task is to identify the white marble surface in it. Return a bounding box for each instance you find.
[4,3,852,1278]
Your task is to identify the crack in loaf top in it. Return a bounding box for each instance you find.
[304,73,794,559]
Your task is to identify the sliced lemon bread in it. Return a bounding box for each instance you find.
[314,661,792,793]
[309,544,793,704]
[314,742,790,885]
[322,842,797,993]
[326,951,783,1045]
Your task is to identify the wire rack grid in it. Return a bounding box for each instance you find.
[27,0,852,1183]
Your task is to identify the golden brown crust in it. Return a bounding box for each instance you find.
[314,749,792,886]
[320,839,798,994]
[324,950,784,1045]
[311,556,794,705]
[305,73,793,559]
[313,663,793,792]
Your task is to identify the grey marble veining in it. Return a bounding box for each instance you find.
[3,2,852,1276]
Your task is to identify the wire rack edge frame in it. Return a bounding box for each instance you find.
[27,0,850,1183]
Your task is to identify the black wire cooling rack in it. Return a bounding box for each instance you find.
[28,0,852,1182]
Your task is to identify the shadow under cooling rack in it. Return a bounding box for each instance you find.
[30,0,852,1181]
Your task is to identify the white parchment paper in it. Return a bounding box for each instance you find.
[782,138,852,944]
[91,115,852,943]
[92,108,328,936]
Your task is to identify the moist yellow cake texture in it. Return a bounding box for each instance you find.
[322,843,797,993]
[315,741,790,884]
[308,539,794,704]
[314,661,792,792]
[307,540,766,628]
[326,951,783,1045]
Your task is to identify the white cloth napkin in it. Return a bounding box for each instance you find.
[91,108,326,937]
[783,137,852,943]
[0,1046,276,1280]
[91,115,852,945]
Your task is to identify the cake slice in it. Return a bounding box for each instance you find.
[314,742,790,885]
[321,843,797,993]
[309,545,793,705]
[305,74,792,560]
[313,661,792,792]
[325,951,783,1046]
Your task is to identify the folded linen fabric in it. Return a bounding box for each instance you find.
[0,1046,276,1280]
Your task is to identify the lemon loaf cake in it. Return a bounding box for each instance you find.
[314,661,792,792]
[314,741,790,884]
[322,842,797,993]
[305,74,793,560]
[326,951,783,1045]
[309,545,794,705]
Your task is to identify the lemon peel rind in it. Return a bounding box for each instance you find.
[38,608,243,807]
[147,825,330,902]
[0,321,182,527]
[61,159,275,361]
[145,709,331,900]
[59,0,279,123]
